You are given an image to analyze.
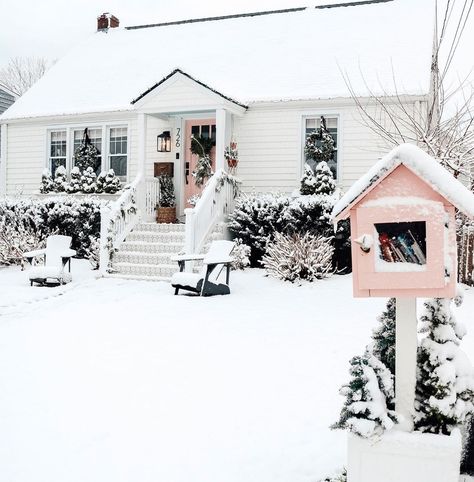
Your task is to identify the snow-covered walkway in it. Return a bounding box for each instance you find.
[0,261,473,482]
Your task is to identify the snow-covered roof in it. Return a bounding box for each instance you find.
[1,0,434,121]
[332,144,474,220]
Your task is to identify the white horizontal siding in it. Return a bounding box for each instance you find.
[234,98,425,193]
[139,77,222,112]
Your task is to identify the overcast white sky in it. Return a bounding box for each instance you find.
[1,0,474,93]
[0,0,318,66]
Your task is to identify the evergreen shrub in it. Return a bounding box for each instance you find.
[228,192,351,271]
[0,197,105,263]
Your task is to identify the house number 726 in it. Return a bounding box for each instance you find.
[175,128,181,148]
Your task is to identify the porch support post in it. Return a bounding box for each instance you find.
[137,113,147,215]
[138,113,147,177]
[215,108,232,171]
[0,123,7,196]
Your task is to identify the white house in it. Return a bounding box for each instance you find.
[0,0,434,279]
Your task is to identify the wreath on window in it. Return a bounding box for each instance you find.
[304,116,335,164]
[74,128,101,173]
[190,134,214,157]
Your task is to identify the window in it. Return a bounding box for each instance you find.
[108,127,127,179]
[73,128,102,174]
[303,116,338,179]
[49,130,67,176]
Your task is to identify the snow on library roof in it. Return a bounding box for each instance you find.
[0,0,433,121]
[332,143,474,220]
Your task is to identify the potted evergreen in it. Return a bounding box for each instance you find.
[156,175,176,223]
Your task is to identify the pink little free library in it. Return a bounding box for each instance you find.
[332,144,474,298]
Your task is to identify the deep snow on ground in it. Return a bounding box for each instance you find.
[0,260,473,482]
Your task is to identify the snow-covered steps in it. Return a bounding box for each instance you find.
[109,222,185,281]
[112,262,178,279]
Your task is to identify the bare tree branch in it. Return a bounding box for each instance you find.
[0,57,51,97]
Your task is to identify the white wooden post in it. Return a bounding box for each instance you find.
[137,113,147,215]
[98,204,112,275]
[395,297,418,431]
[215,108,232,171]
[0,123,8,196]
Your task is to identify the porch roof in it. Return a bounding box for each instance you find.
[1,0,433,121]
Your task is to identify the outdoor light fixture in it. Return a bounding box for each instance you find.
[157,131,171,152]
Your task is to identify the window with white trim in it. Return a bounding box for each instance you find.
[49,130,67,176]
[304,116,338,179]
[108,127,127,179]
[72,128,102,174]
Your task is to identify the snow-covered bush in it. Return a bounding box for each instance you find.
[96,169,121,194]
[67,167,82,194]
[53,165,68,192]
[372,298,396,376]
[81,167,97,194]
[0,197,104,262]
[414,298,474,435]
[231,238,250,270]
[300,163,317,195]
[228,193,291,266]
[0,218,50,266]
[300,161,336,196]
[314,160,336,196]
[85,235,100,270]
[39,169,54,194]
[332,349,398,438]
[158,175,176,207]
[261,232,334,282]
[228,192,351,271]
[193,155,213,187]
[319,468,347,482]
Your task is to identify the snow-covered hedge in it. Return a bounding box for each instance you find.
[228,193,351,271]
[261,232,334,282]
[0,197,105,264]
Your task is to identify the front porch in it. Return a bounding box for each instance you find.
[97,71,246,277]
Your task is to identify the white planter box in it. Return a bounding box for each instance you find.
[348,429,462,482]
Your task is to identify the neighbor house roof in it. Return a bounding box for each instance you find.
[332,144,474,221]
[1,0,434,121]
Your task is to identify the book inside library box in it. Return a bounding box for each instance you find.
[375,221,427,265]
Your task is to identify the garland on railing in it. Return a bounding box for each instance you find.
[104,184,138,272]
[215,171,242,199]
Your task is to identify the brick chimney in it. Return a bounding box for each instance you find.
[97,13,120,31]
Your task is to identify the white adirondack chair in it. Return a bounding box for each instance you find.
[24,235,76,286]
[171,240,235,296]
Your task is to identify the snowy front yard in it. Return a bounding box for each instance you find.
[1,261,473,482]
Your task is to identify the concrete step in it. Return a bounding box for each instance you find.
[112,262,179,278]
[113,251,178,265]
[135,222,186,233]
[105,273,171,283]
[119,241,184,254]
[127,231,186,244]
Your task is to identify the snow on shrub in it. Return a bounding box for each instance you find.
[319,468,347,482]
[231,238,251,270]
[228,193,290,266]
[0,218,50,266]
[261,232,334,282]
[371,298,396,375]
[332,349,398,438]
[0,197,105,263]
[414,298,474,435]
[228,192,351,271]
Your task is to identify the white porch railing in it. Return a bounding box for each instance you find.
[184,169,239,254]
[99,174,160,273]
[145,176,160,221]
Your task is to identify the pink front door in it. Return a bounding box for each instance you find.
[184,119,216,207]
